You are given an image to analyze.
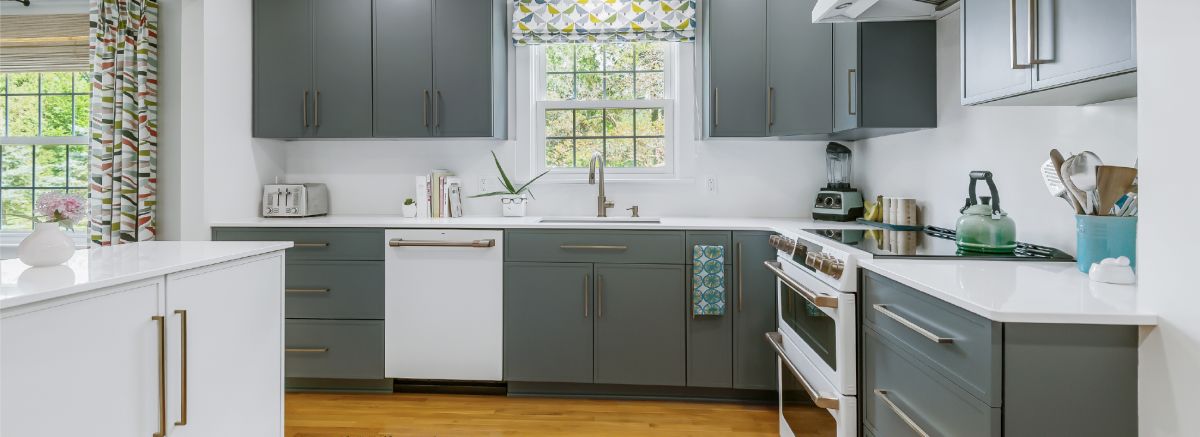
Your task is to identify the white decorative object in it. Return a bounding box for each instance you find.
[17,223,76,267]
[401,203,418,218]
[1088,256,1137,284]
[501,194,528,217]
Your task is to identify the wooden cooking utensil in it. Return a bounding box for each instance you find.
[1096,165,1138,216]
[1050,149,1084,215]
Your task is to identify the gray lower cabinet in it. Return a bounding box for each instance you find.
[503,262,595,384]
[252,0,372,138]
[766,0,832,136]
[594,264,686,386]
[862,270,1139,436]
[285,319,385,380]
[732,231,777,390]
[704,0,767,137]
[961,0,1136,105]
[685,231,734,388]
[830,21,937,140]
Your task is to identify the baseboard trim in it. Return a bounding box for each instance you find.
[507,382,777,404]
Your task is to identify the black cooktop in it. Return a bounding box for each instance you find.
[801,226,1074,261]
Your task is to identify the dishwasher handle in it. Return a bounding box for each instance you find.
[389,238,496,248]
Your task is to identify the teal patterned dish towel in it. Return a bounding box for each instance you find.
[693,245,726,316]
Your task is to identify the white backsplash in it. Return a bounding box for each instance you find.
[853,11,1138,254]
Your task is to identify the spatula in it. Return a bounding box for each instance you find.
[1051,150,1086,215]
[1096,165,1137,216]
[1043,150,1081,214]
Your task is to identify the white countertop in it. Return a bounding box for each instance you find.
[210,215,855,232]
[858,258,1155,325]
[1,241,293,310]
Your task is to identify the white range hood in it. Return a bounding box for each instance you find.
[811,0,957,23]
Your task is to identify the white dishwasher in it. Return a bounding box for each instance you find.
[384,229,503,381]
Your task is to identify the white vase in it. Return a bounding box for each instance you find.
[401,204,418,218]
[17,223,76,267]
[501,194,528,217]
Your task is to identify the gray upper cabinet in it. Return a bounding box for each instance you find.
[252,0,314,138]
[312,0,373,138]
[593,264,686,386]
[732,232,777,390]
[704,0,767,137]
[503,262,595,384]
[961,0,1136,106]
[767,0,832,136]
[374,0,435,137]
[431,0,506,138]
[830,21,937,140]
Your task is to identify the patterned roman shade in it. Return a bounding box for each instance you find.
[512,0,696,45]
[0,14,90,73]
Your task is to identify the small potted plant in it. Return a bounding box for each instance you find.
[472,151,549,217]
[402,198,418,218]
[18,192,85,267]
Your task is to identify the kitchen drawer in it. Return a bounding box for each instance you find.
[285,319,383,379]
[286,261,383,319]
[863,326,1001,437]
[684,231,733,265]
[505,230,684,264]
[862,270,1001,406]
[212,227,384,261]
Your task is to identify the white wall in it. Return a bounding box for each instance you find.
[854,11,1138,253]
[1136,0,1200,434]
[283,44,830,218]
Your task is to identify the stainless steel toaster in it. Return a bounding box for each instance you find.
[262,183,329,217]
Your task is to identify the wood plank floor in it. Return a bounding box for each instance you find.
[286,392,836,436]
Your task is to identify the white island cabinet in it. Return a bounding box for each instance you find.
[0,241,291,437]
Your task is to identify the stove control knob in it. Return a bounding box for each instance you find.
[828,261,845,279]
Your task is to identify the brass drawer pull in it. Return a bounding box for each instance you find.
[873,304,954,344]
[286,347,330,353]
[736,242,743,312]
[583,273,591,319]
[765,332,840,410]
[152,315,166,437]
[875,389,931,437]
[293,242,329,248]
[559,244,628,251]
[286,288,330,293]
[174,310,188,426]
[763,261,839,309]
[389,239,496,248]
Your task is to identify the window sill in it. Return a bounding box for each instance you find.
[537,175,692,185]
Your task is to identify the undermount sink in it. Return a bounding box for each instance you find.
[539,217,662,224]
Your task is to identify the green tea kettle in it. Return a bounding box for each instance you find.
[956,171,1017,253]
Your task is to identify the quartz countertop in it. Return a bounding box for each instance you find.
[1,241,293,310]
[858,258,1155,325]
[209,215,862,232]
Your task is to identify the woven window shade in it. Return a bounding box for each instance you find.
[0,14,90,73]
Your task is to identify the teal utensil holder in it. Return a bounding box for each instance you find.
[1075,215,1137,273]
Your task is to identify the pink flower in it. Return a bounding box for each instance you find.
[35,192,86,228]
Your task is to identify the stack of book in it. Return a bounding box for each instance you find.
[414,170,463,218]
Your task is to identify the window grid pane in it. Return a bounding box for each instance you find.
[543,42,665,102]
[545,107,665,169]
[0,72,90,231]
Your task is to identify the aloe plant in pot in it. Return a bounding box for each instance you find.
[471,151,550,217]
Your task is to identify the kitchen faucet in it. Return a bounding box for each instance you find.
[588,152,614,217]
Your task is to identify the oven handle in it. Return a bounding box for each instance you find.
[764,261,839,309]
[765,332,841,410]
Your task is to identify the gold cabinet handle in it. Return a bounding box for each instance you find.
[302,90,310,128]
[597,275,604,319]
[713,87,720,127]
[286,288,330,293]
[583,273,591,319]
[763,261,839,309]
[559,244,628,251]
[767,87,775,127]
[765,332,840,410]
[875,389,932,437]
[286,347,330,353]
[389,239,496,248]
[422,90,430,127]
[152,315,166,437]
[434,90,441,128]
[847,69,857,115]
[292,242,329,248]
[873,304,954,344]
[314,90,321,127]
[174,310,188,426]
[736,242,743,312]
[1009,0,1032,69]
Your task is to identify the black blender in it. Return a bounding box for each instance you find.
[812,142,864,222]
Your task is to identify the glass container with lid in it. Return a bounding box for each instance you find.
[825,143,853,190]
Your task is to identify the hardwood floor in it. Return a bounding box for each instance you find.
[285,392,835,436]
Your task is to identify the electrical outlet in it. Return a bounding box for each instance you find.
[478,178,490,193]
[704,176,718,194]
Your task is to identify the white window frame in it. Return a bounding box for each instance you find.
[532,42,679,182]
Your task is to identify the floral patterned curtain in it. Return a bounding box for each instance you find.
[512,0,697,45]
[88,0,158,245]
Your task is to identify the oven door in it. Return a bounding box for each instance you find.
[767,259,857,396]
[768,332,857,437]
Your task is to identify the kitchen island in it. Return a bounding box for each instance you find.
[1,241,291,437]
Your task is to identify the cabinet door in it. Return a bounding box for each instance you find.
[1032,0,1136,89]
[960,0,1033,104]
[503,262,594,383]
[594,264,686,386]
[767,0,832,136]
[253,0,313,138]
[166,254,284,437]
[432,0,497,137]
[832,23,858,132]
[312,0,373,138]
[1,281,162,437]
[374,0,434,137]
[733,231,777,390]
[706,0,767,137]
[686,265,733,388]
